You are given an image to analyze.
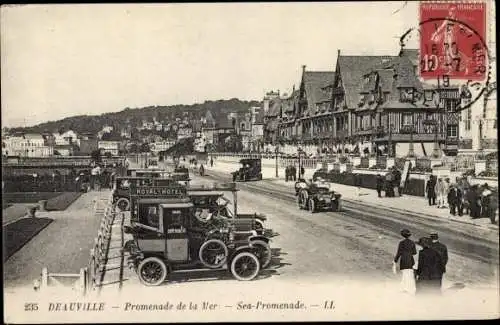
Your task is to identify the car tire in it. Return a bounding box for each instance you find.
[137,257,168,286]
[298,190,308,210]
[251,240,272,269]
[116,198,130,212]
[230,251,260,281]
[308,198,316,213]
[199,239,228,269]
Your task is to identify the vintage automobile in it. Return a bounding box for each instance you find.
[187,187,271,268]
[123,184,266,286]
[113,175,188,211]
[174,166,190,182]
[231,158,262,182]
[295,178,342,213]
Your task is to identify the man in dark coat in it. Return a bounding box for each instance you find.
[376,174,384,198]
[416,237,444,295]
[393,168,402,196]
[426,175,437,206]
[447,184,463,216]
[467,185,481,218]
[429,232,448,288]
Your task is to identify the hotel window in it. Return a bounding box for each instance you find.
[402,113,413,126]
[447,125,458,137]
[465,108,471,131]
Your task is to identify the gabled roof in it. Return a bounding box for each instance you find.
[284,90,299,113]
[336,55,396,108]
[302,71,335,114]
[399,48,419,67]
[265,98,281,117]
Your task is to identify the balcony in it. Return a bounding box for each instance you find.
[353,127,375,136]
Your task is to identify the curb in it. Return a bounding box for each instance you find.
[343,197,498,231]
[206,167,498,231]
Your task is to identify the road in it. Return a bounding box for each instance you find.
[198,169,499,287]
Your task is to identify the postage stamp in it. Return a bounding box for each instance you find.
[419,1,488,80]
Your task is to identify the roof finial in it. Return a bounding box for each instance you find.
[302,65,306,73]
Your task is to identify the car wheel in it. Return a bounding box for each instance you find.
[230,251,260,281]
[251,240,272,269]
[308,198,316,213]
[116,198,130,211]
[199,239,228,269]
[137,257,168,286]
[298,190,308,209]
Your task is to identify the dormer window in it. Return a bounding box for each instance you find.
[400,88,414,102]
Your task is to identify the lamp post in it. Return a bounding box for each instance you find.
[275,137,280,178]
[407,125,415,157]
[388,124,394,158]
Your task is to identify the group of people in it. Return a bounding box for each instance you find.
[375,167,403,198]
[393,229,448,295]
[425,175,497,224]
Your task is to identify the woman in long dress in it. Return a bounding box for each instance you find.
[393,229,417,294]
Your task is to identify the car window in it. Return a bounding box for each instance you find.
[138,204,160,229]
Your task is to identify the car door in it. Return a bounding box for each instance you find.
[134,204,165,252]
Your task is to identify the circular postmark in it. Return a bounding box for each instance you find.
[399,2,493,113]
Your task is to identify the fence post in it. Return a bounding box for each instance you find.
[41,267,48,288]
[80,268,86,295]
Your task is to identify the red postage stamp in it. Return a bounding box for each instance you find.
[419,1,487,80]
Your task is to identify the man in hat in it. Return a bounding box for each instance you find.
[429,232,448,287]
[447,183,463,216]
[416,237,444,294]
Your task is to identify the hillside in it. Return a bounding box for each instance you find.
[9,98,261,135]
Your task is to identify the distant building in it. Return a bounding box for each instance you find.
[150,140,176,153]
[98,141,121,156]
[2,133,54,157]
[54,144,75,156]
[79,138,99,155]
[177,126,193,140]
[53,130,79,146]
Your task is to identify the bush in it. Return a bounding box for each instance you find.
[478,170,498,178]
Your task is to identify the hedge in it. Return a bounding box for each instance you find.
[313,170,425,197]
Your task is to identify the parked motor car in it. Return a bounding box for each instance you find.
[232,158,262,182]
[295,178,342,213]
[123,192,265,286]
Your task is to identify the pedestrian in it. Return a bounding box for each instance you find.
[429,231,448,289]
[425,175,437,206]
[393,167,402,196]
[415,237,444,295]
[435,178,445,208]
[447,184,463,216]
[467,184,481,219]
[385,172,394,197]
[210,157,214,167]
[376,174,384,198]
[355,173,361,196]
[393,229,417,294]
[480,183,496,224]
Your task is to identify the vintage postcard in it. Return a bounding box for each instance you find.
[2,1,498,323]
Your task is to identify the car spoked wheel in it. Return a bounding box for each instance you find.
[137,257,168,286]
[199,239,228,269]
[230,252,260,281]
[308,199,316,213]
[298,190,308,209]
[250,240,272,269]
[116,198,130,212]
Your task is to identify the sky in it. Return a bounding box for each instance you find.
[1,2,420,128]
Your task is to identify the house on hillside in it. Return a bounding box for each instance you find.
[54,144,75,156]
[251,107,265,152]
[53,130,79,146]
[98,140,121,156]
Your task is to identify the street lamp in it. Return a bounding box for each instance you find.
[388,124,394,157]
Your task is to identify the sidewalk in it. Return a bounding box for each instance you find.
[204,161,498,231]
